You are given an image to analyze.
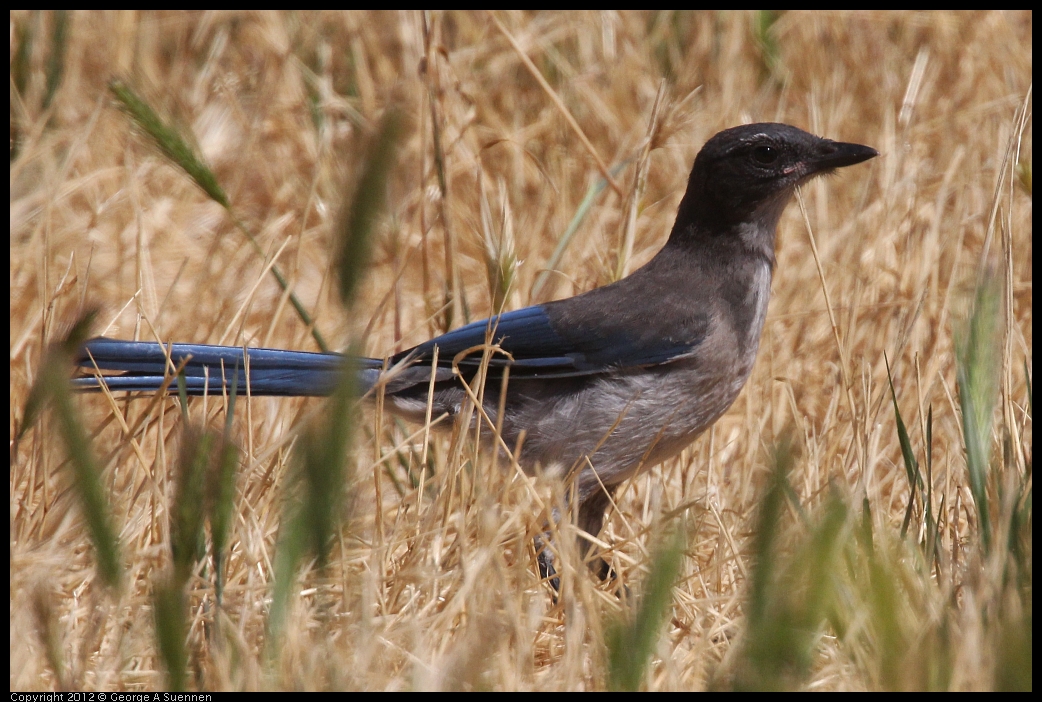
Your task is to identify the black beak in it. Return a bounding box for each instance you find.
[812,139,879,170]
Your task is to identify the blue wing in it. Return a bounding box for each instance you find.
[74,300,706,395]
[398,302,704,379]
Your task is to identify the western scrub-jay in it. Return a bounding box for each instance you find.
[75,123,877,584]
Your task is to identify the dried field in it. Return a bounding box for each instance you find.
[10,10,1032,691]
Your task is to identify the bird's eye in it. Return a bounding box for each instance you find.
[752,145,778,165]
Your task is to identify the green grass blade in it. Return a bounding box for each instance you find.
[727,441,848,691]
[885,352,924,496]
[954,271,1003,550]
[209,370,241,608]
[12,13,34,97]
[606,526,686,691]
[531,160,630,301]
[109,80,230,208]
[22,311,123,592]
[153,580,188,692]
[42,11,70,111]
[753,10,784,84]
[170,426,213,581]
[108,79,330,351]
[268,107,401,653]
[334,107,403,307]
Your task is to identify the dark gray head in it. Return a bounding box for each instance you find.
[671,123,877,244]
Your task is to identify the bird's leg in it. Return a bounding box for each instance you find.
[536,483,618,592]
[577,484,618,581]
[535,532,560,591]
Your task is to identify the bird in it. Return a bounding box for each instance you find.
[74,123,877,586]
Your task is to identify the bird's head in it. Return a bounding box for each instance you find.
[672,123,877,245]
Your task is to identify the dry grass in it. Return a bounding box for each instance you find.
[10,10,1031,691]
